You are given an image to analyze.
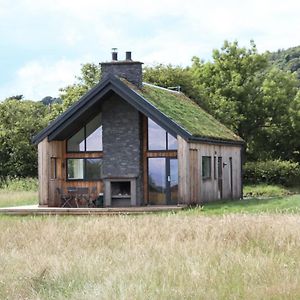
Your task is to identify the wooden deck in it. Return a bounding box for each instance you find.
[0,205,187,216]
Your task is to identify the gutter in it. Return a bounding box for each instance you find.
[188,136,245,146]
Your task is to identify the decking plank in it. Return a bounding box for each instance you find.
[0,205,186,216]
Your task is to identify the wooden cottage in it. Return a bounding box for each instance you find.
[33,51,244,207]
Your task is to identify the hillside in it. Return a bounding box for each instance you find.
[268,45,300,79]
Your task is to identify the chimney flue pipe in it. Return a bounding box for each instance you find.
[112,48,118,61]
[126,51,132,61]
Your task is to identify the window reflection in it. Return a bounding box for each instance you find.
[170,159,178,204]
[202,156,212,179]
[86,158,102,180]
[147,118,177,150]
[86,114,103,151]
[67,158,102,180]
[67,159,84,180]
[67,113,102,152]
[67,128,85,152]
[148,119,166,150]
[148,158,166,204]
[168,133,178,150]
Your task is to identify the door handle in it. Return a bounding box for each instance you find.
[167,175,171,182]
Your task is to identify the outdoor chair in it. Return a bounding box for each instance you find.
[66,187,78,207]
[76,187,89,207]
[57,188,72,207]
[88,186,98,207]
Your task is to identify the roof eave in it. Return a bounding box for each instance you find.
[32,75,114,144]
[188,135,245,146]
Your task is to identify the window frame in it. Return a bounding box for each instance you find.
[66,114,103,153]
[66,157,102,181]
[202,156,212,180]
[214,156,217,180]
[50,157,57,180]
[147,118,177,151]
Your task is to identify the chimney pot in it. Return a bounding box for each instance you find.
[101,50,143,87]
[126,51,132,61]
[112,48,118,61]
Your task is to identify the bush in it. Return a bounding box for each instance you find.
[244,160,300,186]
[0,177,38,191]
[243,184,291,198]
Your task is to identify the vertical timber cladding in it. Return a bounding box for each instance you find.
[48,140,64,206]
[38,138,49,206]
[189,149,199,204]
[38,139,64,206]
[189,142,242,202]
[177,136,190,204]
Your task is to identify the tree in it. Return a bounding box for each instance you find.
[49,63,101,120]
[143,64,198,99]
[247,68,299,160]
[191,40,268,136]
[190,40,300,161]
[0,98,48,178]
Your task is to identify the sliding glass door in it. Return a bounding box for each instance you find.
[148,158,178,205]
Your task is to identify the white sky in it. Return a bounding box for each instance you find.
[0,0,299,100]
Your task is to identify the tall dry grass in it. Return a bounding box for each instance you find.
[0,191,37,207]
[0,214,299,299]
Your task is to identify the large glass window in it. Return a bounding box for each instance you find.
[202,156,212,179]
[67,113,102,152]
[86,158,102,180]
[67,158,102,181]
[170,159,178,204]
[86,114,103,151]
[148,158,166,204]
[67,159,84,180]
[67,128,85,152]
[148,118,177,150]
[167,133,178,150]
[148,157,178,205]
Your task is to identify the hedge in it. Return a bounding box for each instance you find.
[243,160,300,186]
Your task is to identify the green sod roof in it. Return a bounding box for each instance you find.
[125,81,243,142]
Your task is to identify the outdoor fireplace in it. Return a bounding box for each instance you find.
[103,177,137,207]
[111,182,130,198]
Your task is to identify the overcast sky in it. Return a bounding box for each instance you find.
[0,0,299,100]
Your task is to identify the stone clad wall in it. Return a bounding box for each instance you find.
[101,62,143,87]
[102,94,143,204]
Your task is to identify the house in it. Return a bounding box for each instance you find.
[32,51,244,207]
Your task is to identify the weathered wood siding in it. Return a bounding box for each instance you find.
[178,136,190,204]
[38,138,49,206]
[38,139,65,206]
[190,143,242,202]
[178,138,242,204]
[37,139,104,207]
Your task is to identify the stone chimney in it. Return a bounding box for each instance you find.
[100,50,143,88]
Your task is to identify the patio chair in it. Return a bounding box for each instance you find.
[76,187,89,207]
[57,188,72,208]
[88,186,98,207]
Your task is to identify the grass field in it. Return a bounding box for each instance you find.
[0,177,38,208]
[0,214,299,299]
[0,190,37,208]
[188,194,300,215]
[1,182,300,299]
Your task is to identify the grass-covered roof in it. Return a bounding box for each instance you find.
[125,81,243,142]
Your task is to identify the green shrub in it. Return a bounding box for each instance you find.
[0,177,38,191]
[244,160,300,186]
[243,184,291,198]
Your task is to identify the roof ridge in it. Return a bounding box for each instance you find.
[142,82,181,94]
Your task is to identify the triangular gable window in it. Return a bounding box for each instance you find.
[148,118,177,150]
[67,113,103,152]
